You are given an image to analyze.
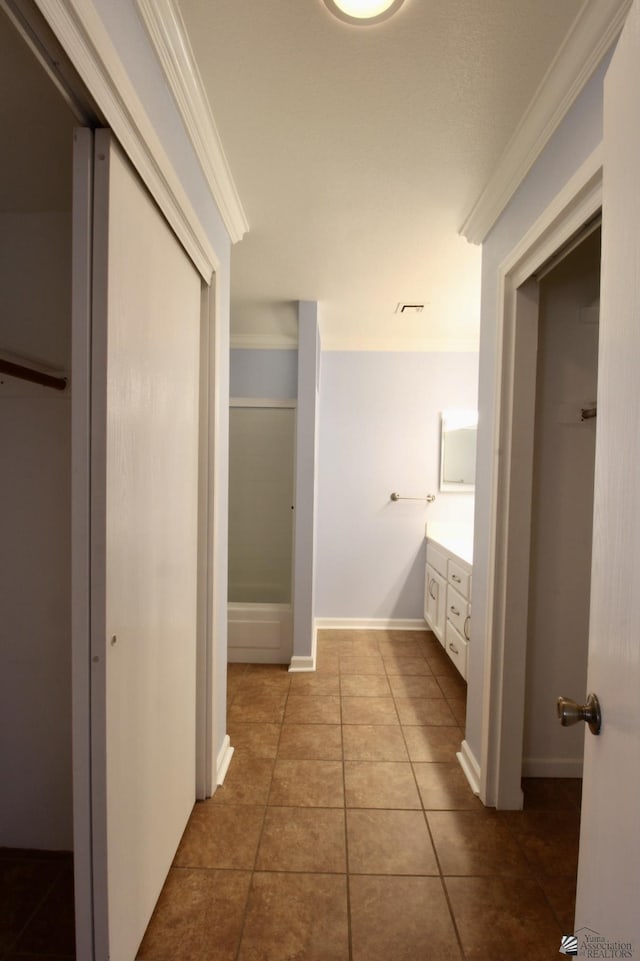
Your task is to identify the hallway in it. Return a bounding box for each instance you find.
[137,629,580,961]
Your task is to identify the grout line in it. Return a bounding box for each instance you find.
[231,665,289,961]
[339,664,354,961]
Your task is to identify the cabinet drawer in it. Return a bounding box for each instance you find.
[426,543,448,578]
[445,620,469,680]
[446,584,469,637]
[448,560,471,599]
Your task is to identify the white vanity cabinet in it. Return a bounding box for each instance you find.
[424,531,472,680]
[424,544,447,644]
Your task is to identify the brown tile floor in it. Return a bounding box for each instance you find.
[0,848,75,960]
[138,629,582,961]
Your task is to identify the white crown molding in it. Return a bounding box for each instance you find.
[34,0,219,281]
[230,333,299,350]
[135,0,249,245]
[460,0,631,245]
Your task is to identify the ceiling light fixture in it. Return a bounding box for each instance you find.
[323,0,406,26]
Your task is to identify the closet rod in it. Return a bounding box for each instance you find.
[0,358,67,391]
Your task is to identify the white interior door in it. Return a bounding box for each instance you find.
[575,2,640,950]
[90,130,201,961]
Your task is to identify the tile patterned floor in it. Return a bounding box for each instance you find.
[0,630,580,959]
[137,629,582,961]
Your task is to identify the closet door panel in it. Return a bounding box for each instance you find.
[90,130,201,961]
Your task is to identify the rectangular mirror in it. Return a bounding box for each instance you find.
[440,409,478,492]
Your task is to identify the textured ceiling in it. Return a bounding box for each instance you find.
[178,0,584,350]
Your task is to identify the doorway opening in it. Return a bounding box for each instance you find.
[480,146,603,813]
[523,226,600,784]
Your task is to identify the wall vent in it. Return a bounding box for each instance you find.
[395,303,425,313]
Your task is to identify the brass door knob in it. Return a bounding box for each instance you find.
[557,693,601,735]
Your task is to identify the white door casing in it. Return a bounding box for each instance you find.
[574,0,640,946]
[90,129,202,961]
[482,145,603,810]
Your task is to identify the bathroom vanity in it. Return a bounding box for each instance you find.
[424,525,472,679]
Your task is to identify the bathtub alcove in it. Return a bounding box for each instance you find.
[228,401,295,663]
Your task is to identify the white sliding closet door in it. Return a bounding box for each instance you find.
[90,130,201,961]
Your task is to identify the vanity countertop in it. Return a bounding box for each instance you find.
[425,523,474,566]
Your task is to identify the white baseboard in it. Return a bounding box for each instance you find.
[215,735,234,787]
[288,654,316,672]
[289,621,317,672]
[228,603,292,663]
[315,617,428,631]
[522,756,584,778]
[457,740,481,796]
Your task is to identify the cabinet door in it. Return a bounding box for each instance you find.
[425,565,446,644]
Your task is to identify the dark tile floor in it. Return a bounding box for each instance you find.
[0,848,75,960]
[137,628,582,961]
[0,629,580,959]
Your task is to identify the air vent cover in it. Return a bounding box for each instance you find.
[395,303,425,313]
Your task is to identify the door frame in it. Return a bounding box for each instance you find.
[480,144,603,808]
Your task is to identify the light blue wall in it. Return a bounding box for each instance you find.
[316,352,478,620]
[230,349,298,399]
[93,0,231,260]
[468,52,612,770]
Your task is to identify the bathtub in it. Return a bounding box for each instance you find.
[227,602,293,664]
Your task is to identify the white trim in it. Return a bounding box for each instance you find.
[321,338,480,353]
[460,0,629,244]
[288,655,317,673]
[229,397,297,409]
[34,0,219,281]
[231,333,299,351]
[457,740,481,796]
[215,736,234,787]
[522,756,584,778]
[195,282,217,800]
[289,625,318,673]
[315,617,428,631]
[135,0,248,244]
[501,145,604,287]
[481,146,603,808]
